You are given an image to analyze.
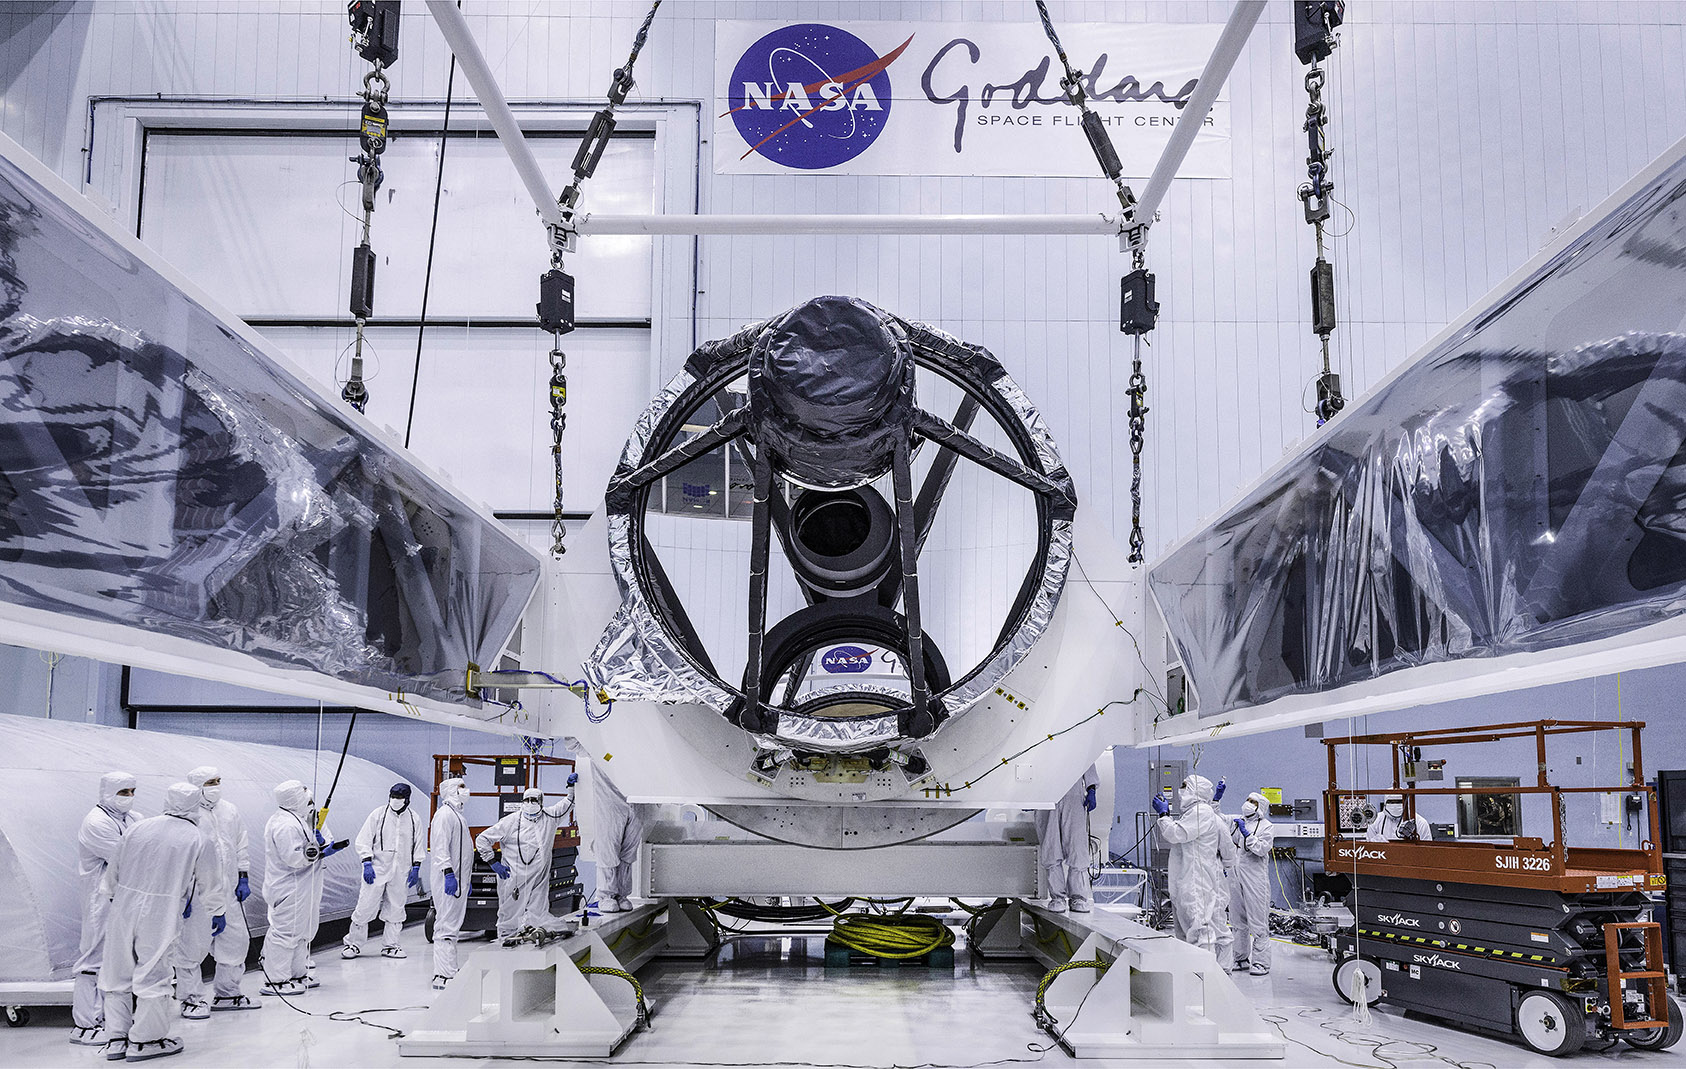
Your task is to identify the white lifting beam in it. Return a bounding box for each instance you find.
[426,0,563,230]
[577,213,1122,236]
[1127,0,1266,248]
[428,0,1263,248]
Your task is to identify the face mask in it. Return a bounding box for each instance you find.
[1385,803,1404,817]
[1242,801,1257,817]
[445,787,467,808]
[201,784,222,806]
[522,801,542,817]
[389,797,407,813]
[111,794,135,814]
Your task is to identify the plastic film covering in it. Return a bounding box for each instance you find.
[0,714,416,982]
[1150,150,1686,718]
[0,147,539,703]
[748,295,914,490]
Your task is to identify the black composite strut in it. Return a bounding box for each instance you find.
[738,451,776,733]
[892,438,935,738]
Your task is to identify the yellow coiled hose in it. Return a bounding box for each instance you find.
[828,912,956,960]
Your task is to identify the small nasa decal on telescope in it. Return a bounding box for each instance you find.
[820,645,874,673]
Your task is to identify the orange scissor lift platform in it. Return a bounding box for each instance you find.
[1321,719,1679,1056]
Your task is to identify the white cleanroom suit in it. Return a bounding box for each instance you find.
[1367,796,1433,842]
[476,785,574,936]
[71,771,140,1044]
[174,766,257,1015]
[1036,763,1100,913]
[97,782,208,1062]
[1230,792,1278,974]
[344,784,426,957]
[262,780,340,993]
[1153,774,1237,964]
[591,761,642,912]
[429,778,473,987]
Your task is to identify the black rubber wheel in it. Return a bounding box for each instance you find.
[1622,994,1684,1051]
[4,1006,29,1027]
[425,906,436,943]
[1515,990,1586,1057]
[1331,957,1383,1006]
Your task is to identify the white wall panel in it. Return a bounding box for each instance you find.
[140,131,654,319]
[0,0,1683,564]
[260,324,650,513]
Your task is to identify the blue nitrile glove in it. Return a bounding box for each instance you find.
[443,871,460,897]
[566,772,578,787]
[211,914,226,936]
[235,874,250,902]
[183,894,193,919]
[408,863,421,889]
[321,839,343,859]
[1234,817,1248,837]
[491,860,512,880]
[1084,785,1097,812]
[315,830,326,847]
[1213,778,1226,802]
[1151,793,1170,817]
[363,860,377,884]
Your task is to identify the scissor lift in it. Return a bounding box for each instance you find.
[1322,720,1681,1056]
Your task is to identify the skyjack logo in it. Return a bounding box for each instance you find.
[1376,913,1421,928]
[725,24,912,169]
[1337,845,1388,862]
[1412,953,1461,971]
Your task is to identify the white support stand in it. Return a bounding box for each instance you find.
[398,932,644,1058]
[1021,903,1282,1060]
[660,899,721,958]
[968,900,1033,959]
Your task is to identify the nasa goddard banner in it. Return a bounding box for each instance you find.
[714,21,1230,178]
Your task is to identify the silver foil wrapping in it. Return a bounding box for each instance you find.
[587,512,736,712]
[1150,146,1686,717]
[588,306,1072,749]
[773,710,903,752]
[944,516,1073,711]
[0,148,540,703]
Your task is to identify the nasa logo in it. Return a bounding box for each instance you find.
[726,24,913,169]
[820,645,873,673]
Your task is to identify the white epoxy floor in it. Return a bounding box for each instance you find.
[4,921,1679,1068]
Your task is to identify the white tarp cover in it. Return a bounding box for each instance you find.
[0,714,419,982]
